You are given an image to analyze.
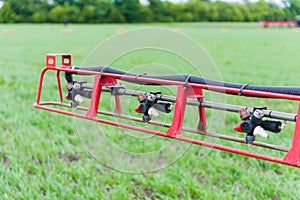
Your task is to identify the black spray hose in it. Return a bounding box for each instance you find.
[65,66,300,96]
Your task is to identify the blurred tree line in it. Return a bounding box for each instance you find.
[0,0,299,23]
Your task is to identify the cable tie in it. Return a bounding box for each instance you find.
[99,66,108,77]
[184,75,191,87]
[134,74,142,81]
[238,84,249,96]
[268,110,272,118]
[134,73,147,81]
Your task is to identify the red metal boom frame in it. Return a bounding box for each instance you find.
[34,54,300,168]
[258,20,296,28]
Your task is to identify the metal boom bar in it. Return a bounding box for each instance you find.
[82,84,297,122]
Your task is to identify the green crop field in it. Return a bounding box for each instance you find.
[1,23,300,199]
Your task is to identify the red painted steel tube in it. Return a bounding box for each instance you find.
[196,89,206,131]
[36,68,48,104]
[45,102,289,152]
[167,85,187,136]
[37,101,289,152]
[33,103,300,168]
[56,71,63,103]
[44,66,300,101]
[114,96,122,114]
[284,102,300,165]
[86,75,102,118]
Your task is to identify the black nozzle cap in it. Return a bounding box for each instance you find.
[152,103,172,113]
[142,114,151,123]
[241,121,253,134]
[261,120,282,133]
[139,102,148,114]
[245,135,255,144]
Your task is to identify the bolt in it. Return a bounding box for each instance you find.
[296,160,300,165]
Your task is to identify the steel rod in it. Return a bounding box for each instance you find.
[81,84,297,122]
[36,102,298,168]
[37,101,290,152]
[97,110,289,152]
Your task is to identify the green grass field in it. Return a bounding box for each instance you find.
[1,23,300,199]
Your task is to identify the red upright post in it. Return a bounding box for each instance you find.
[283,102,300,166]
[86,75,102,118]
[197,95,207,132]
[167,85,187,137]
[56,71,64,103]
[115,96,122,114]
[185,86,206,132]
